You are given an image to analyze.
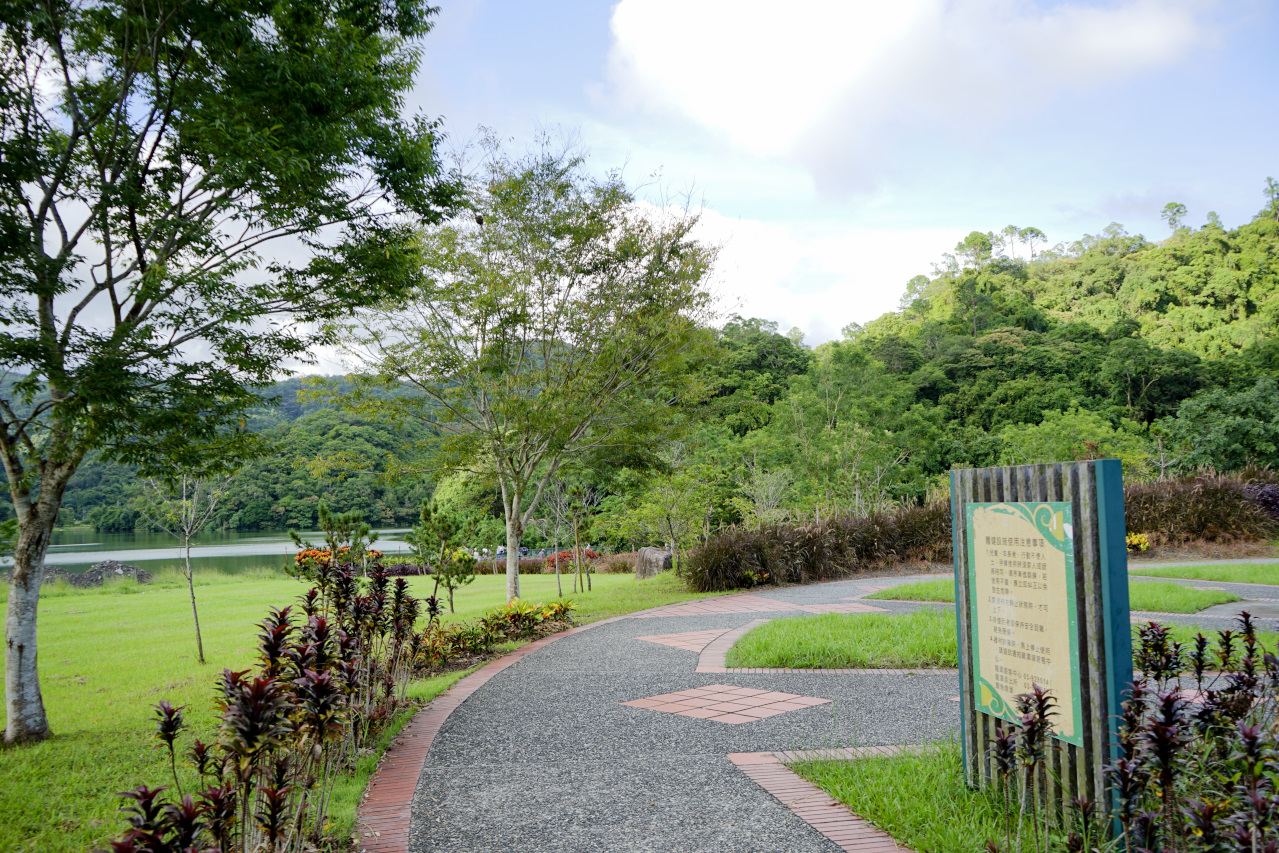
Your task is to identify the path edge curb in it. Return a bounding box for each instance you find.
[729,749,916,853]
[353,589,764,852]
[354,608,639,852]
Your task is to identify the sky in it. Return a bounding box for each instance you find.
[407,0,1277,345]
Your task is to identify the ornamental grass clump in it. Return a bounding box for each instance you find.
[984,610,1279,853]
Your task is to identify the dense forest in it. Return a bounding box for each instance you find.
[15,190,1279,544]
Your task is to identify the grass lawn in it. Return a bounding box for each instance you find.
[792,741,1040,853]
[729,609,1277,672]
[865,578,954,602]
[867,578,1241,614]
[725,610,959,669]
[1130,561,1279,586]
[0,567,714,853]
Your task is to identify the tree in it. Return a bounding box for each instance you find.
[1018,227,1047,261]
[0,0,458,743]
[299,502,380,572]
[596,462,718,573]
[998,225,1021,259]
[729,459,793,528]
[406,501,475,613]
[1161,202,1188,232]
[338,138,716,601]
[565,483,601,593]
[998,408,1153,479]
[532,480,572,598]
[1262,178,1279,221]
[1161,378,1279,471]
[955,231,994,269]
[138,473,234,663]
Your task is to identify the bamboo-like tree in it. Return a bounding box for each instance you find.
[335,136,717,601]
[139,474,235,663]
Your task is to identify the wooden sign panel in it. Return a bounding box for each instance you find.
[966,502,1082,745]
[950,460,1133,819]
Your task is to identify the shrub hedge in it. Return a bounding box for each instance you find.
[1126,470,1279,546]
[684,470,1279,592]
[683,502,951,592]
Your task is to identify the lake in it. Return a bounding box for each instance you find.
[18,527,416,576]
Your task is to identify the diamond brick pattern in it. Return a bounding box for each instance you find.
[621,684,830,724]
[635,629,731,652]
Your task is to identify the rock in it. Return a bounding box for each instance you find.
[635,546,671,580]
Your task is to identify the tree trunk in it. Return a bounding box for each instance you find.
[184,540,206,664]
[5,510,57,743]
[554,535,561,598]
[504,516,522,601]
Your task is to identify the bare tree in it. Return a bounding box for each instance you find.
[139,474,235,664]
[533,480,572,598]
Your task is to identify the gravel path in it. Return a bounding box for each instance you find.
[406,563,1279,852]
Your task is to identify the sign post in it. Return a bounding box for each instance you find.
[951,461,1132,820]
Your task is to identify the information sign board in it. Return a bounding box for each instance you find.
[965,501,1083,745]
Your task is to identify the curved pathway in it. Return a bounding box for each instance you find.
[359,565,1279,853]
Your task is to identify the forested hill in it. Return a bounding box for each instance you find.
[12,196,1279,536]
[8,378,439,532]
[872,210,1279,357]
[683,202,1279,522]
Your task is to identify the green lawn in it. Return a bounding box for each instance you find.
[0,567,714,853]
[867,578,1241,614]
[729,609,1277,672]
[865,578,954,602]
[1130,561,1279,586]
[791,741,1041,853]
[1127,580,1241,613]
[725,610,959,669]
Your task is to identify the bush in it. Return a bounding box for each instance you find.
[1244,482,1279,520]
[983,614,1279,853]
[98,559,423,852]
[541,549,599,572]
[474,557,545,574]
[1125,471,1279,545]
[593,551,638,573]
[686,469,1279,592]
[683,502,951,592]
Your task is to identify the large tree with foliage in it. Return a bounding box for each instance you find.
[0,0,458,743]
[339,139,716,600]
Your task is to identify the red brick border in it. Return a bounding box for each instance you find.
[730,750,915,852]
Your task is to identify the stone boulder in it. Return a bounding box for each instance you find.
[78,560,152,587]
[635,546,672,580]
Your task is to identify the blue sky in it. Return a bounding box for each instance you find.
[405,0,1279,344]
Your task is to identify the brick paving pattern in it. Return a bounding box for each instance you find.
[621,684,831,724]
[635,628,732,652]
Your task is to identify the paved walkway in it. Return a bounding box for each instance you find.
[358,565,1279,853]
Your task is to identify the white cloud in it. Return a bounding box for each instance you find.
[605,0,1212,188]
[691,208,963,343]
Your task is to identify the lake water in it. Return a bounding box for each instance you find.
[20,527,415,575]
